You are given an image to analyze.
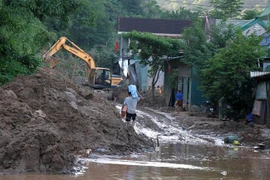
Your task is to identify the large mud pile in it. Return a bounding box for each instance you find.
[0,69,153,174]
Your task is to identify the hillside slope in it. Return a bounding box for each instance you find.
[156,0,268,11]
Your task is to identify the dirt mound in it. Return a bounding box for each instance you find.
[0,69,153,174]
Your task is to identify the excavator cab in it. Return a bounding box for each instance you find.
[89,68,112,89]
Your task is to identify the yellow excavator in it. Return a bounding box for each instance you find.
[43,37,122,89]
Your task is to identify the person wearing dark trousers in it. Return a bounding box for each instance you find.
[122,85,143,127]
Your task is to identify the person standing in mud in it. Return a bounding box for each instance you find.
[122,85,143,126]
[175,90,183,111]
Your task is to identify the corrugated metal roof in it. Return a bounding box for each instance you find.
[250,71,270,78]
[118,17,192,35]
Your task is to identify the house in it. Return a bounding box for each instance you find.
[117,17,197,106]
[207,4,270,119]
[250,72,270,126]
[249,3,270,126]
[214,18,267,37]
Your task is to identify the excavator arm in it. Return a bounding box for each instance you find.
[43,37,95,77]
[43,36,122,89]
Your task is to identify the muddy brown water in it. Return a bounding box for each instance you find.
[1,142,270,180]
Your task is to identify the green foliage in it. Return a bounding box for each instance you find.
[242,9,261,20]
[44,0,145,53]
[142,0,163,18]
[209,0,244,19]
[123,31,183,96]
[3,0,81,21]
[209,20,236,49]
[68,0,114,50]
[160,7,202,21]
[123,31,183,65]
[119,0,144,16]
[182,20,214,76]
[89,44,118,69]
[0,0,87,85]
[200,29,266,118]
[0,57,39,85]
[105,0,125,21]
[0,3,52,84]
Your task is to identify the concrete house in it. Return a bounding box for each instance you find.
[117,17,195,106]
[249,3,270,126]
[206,3,270,119]
[214,2,270,123]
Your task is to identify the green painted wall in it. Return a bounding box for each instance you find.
[190,66,208,105]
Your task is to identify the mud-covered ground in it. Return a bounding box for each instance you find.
[132,90,270,149]
[0,68,153,174]
[171,111,270,147]
[116,86,270,148]
[1,68,270,175]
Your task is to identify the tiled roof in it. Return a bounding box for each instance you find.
[118,17,192,36]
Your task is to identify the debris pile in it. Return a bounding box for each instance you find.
[0,69,153,174]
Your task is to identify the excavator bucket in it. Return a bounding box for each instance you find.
[111,75,123,88]
[44,57,60,68]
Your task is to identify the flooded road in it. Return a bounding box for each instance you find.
[3,144,270,179]
[2,107,270,179]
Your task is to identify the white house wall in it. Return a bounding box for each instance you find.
[119,37,164,91]
[146,64,164,89]
[120,36,130,58]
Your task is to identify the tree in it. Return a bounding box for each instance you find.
[89,41,118,69]
[210,0,244,19]
[160,7,202,21]
[142,0,163,18]
[68,0,114,50]
[200,29,266,119]
[242,9,260,20]
[119,0,144,17]
[122,31,183,99]
[0,0,83,85]
[105,0,125,22]
[209,20,236,49]
[181,20,214,76]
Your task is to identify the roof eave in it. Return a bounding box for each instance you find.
[118,31,182,38]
